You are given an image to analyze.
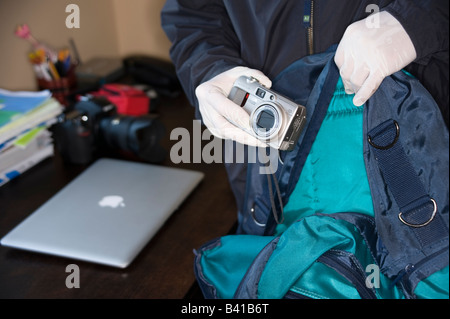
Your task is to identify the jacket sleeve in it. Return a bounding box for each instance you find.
[161,0,245,108]
[382,0,449,64]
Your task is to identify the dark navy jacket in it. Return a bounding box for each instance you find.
[161,0,449,127]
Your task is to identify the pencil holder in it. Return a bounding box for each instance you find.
[37,65,77,106]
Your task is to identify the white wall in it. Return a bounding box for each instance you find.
[0,0,172,90]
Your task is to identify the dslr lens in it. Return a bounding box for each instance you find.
[99,114,166,163]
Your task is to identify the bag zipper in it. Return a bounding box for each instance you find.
[318,250,377,299]
[283,290,312,299]
[392,246,449,298]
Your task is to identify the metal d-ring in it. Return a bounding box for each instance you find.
[368,120,400,150]
[398,198,437,228]
[250,207,266,227]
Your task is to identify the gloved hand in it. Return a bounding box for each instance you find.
[195,66,272,147]
[335,11,417,106]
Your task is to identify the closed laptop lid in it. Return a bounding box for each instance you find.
[1,158,204,268]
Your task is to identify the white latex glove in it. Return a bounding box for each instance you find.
[335,11,417,106]
[195,66,272,147]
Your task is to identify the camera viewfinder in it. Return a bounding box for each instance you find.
[256,88,266,98]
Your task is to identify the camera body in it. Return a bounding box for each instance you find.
[52,97,166,164]
[228,76,306,151]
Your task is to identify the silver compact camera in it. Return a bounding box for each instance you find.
[228,76,306,151]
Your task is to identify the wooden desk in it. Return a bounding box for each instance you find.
[0,94,237,299]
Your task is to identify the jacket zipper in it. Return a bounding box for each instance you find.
[303,0,315,55]
[308,0,314,55]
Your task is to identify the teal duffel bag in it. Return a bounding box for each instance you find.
[194,49,449,299]
[195,214,448,299]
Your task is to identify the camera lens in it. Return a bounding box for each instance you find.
[251,104,280,139]
[256,110,275,130]
[99,114,166,163]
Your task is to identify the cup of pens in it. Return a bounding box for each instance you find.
[16,24,77,106]
[31,48,77,106]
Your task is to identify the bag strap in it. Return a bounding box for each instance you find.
[367,119,448,247]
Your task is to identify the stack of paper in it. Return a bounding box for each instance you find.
[0,89,63,186]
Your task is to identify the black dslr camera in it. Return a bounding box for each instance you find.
[52,97,166,164]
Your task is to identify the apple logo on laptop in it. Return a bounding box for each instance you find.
[98,195,125,208]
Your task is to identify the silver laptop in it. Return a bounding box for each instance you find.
[1,158,204,268]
